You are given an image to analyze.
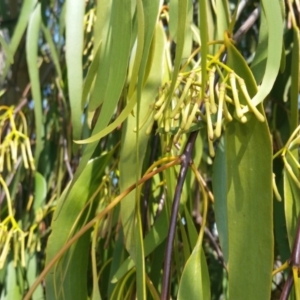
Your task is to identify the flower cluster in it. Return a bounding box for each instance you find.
[142,56,265,155]
[0,106,35,172]
[0,106,36,269]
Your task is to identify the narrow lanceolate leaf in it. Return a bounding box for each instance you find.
[169,0,193,64]
[224,118,273,300]
[127,0,145,100]
[289,28,300,131]
[45,154,111,300]
[284,147,300,250]
[250,8,268,83]
[88,0,112,112]
[177,245,210,300]
[213,137,228,263]
[81,41,102,108]
[26,253,44,300]
[26,4,44,165]
[178,204,210,300]
[130,1,146,298]
[67,0,131,197]
[215,0,229,45]
[1,0,36,80]
[1,258,23,299]
[199,0,208,100]
[65,0,85,142]
[167,0,188,104]
[119,11,164,261]
[248,0,283,107]
[222,32,273,299]
[112,207,169,283]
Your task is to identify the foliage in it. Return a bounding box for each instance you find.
[0,0,299,299]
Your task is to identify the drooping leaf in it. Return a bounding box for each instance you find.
[65,0,85,143]
[119,11,164,260]
[225,117,273,299]
[67,0,132,198]
[26,253,44,300]
[26,4,44,165]
[289,28,300,131]
[284,147,300,250]
[1,258,23,300]
[34,172,47,210]
[249,0,283,107]
[213,137,228,263]
[45,154,111,300]
[177,244,210,300]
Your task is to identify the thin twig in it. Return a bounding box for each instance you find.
[161,131,197,300]
[280,272,294,300]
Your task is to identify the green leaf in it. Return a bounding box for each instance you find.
[248,0,283,107]
[27,253,44,300]
[65,0,85,143]
[119,14,164,259]
[34,172,47,210]
[284,148,300,250]
[26,3,44,165]
[213,137,228,263]
[67,0,132,200]
[167,0,188,103]
[88,1,112,112]
[81,41,102,108]
[1,258,23,300]
[45,154,111,300]
[169,0,193,64]
[199,0,208,100]
[127,0,145,100]
[215,0,230,41]
[250,8,268,83]
[111,206,169,283]
[289,28,300,131]
[177,245,210,300]
[225,117,273,299]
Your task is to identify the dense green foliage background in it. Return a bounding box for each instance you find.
[0,0,299,299]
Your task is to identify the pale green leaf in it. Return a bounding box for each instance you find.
[81,41,102,108]
[0,259,23,300]
[112,206,169,283]
[34,172,47,210]
[119,19,165,261]
[26,4,44,164]
[167,0,188,104]
[199,0,208,100]
[177,245,210,300]
[88,1,112,112]
[26,254,44,300]
[289,28,300,131]
[213,137,228,263]
[284,148,300,250]
[65,0,85,142]
[248,0,283,107]
[225,117,273,299]
[45,154,111,300]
